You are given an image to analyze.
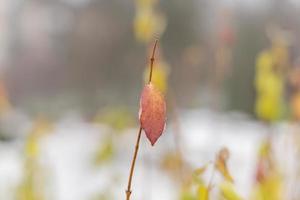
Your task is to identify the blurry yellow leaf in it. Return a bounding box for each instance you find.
[94,137,114,165]
[251,138,283,200]
[250,173,283,200]
[17,160,45,200]
[215,160,234,183]
[160,152,195,184]
[197,184,209,200]
[18,117,49,200]
[255,95,283,122]
[26,136,39,158]
[134,8,166,43]
[256,51,273,73]
[134,8,156,43]
[258,140,271,158]
[219,181,242,200]
[255,50,284,122]
[25,118,52,158]
[161,152,183,172]
[194,165,208,176]
[94,107,134,131]
[180,190,196,200]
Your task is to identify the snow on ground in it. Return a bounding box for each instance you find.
[0,109,296,200]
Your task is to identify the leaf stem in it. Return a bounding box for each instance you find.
[148,40,158,84]
[126,126,143,200]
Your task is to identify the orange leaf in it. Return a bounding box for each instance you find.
[139,83,166,145]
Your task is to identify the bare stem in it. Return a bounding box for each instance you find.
[126,126,143,200]
[148,40,158,84]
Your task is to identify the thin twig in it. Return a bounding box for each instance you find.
[148,40,158,84]
[125,40,159,200]
[126,126,143,200]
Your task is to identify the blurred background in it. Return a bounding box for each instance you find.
[1,0,300,199]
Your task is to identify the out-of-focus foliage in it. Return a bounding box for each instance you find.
[197,184,209,200]
[17,118,52,200]
[25,118,53,158]
[255,29,290,122]
[219,181,242,200]
[160,152,184,179]
[251,174,283,200]
[183,148,243,200]
[180,190,197,200]
[94,107,135,132]
[94,137,114,165]
[215,147,234,183]
[134,0,166,43]
[178,164,208,200]
[2,0,300,199]
[251,140,284,200]
[16,161,46,200]
[255,50,285,122]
